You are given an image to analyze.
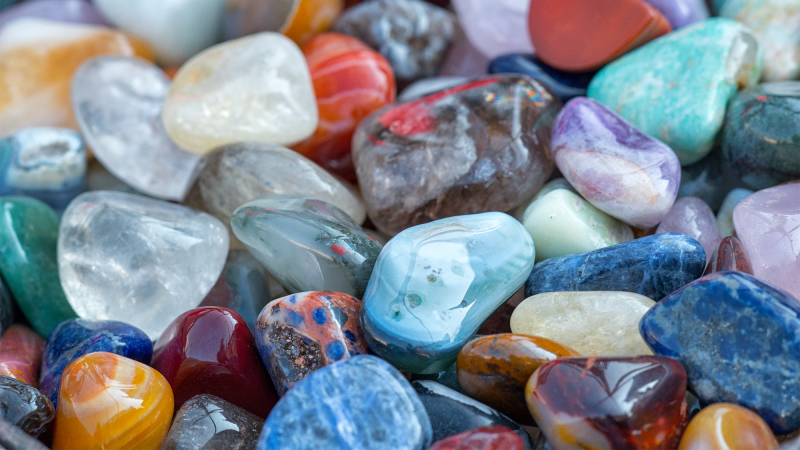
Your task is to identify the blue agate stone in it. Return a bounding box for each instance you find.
[0,128,87,215]
[39,319,152,407]
[487,53,595,101]
[257,355,432,450]
[641,271,800,434]
[360,213,535,374]
[525,233,705,301]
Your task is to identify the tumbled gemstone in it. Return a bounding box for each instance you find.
[162,394,264,450]
[488,54,594,101]
[656,197,722,264]
[642,0,709,29]
[427,425,527,450]
[451,0,533,58]
[677,403,778,450]
[704,236,754,275]
[0,375,54,437]
[0,325,43,388]
[716,188,754,237]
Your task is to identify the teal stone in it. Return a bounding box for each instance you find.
[588,18,763,166]
[0,197,76,336]
[360,212,535,374]
[231,196,382,299]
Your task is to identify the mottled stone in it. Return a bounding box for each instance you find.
[0,326,42,388]
[678,403,778,450]
[451,0,533,59]
[257,355,432,450]
[717,188,754,237]
[588,18,763,165]
[704,236,754,275]
[488,54,595,102]
[656,197,722,264]
[162,394,264,450]
[353,76,559,235]
[525,233,706,301]
[641,271,800,434]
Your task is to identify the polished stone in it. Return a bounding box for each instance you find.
[451,0,533,59]
[487,54,594,102]
[222,0,343,45]
[717,188,753,237]
[58,191,229,340]
[704,236,754,275]
[525,233,706,301]
[0,0,109,30]
[361,213,534,374]
[397,77,468,102]
[428,425,528,450]
[162,394,264,450]
[642,0,709,29]
[678,403,778,450]
[656,197,722,264]
[0,416,50,450]
[0,375,53,438]
[0,326,42,388]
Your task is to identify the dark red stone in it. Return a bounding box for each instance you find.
[151,307,279,418]
[427,425,526,450]
[704,236,754,276]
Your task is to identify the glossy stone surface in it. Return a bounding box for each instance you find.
[551,97,681,228]
[717,188,753,237]
[527,356,688,449]
[0,18,152,136]
[723,82,800,189]
[162,394,264,450]
[92,0,226,66]
[0,325,43,388]
[451,0,533,59]
[733,184,800,299]
[678,403,778,450]
[588,18,763,165]
[511,292,655,357]
[231,197,381,298]
[361,213,535,374]
[162,32,317,155]
[428,425,528,450]
[456,334,580,425]
[488,54,594,102]
[642,0,709,29]
[0,416,50,450]
[656,197,722,264]
[641,271,800,433]
[152,307,279,418]
[704,236,754,275]
[525,233,706,301]
[291,33,394,181]
[353,76,560,235]
[397,77,468,103]
[0,197,76,336]
[40,319,153,407]
[0,375,53,437]
[72,56,200,201]
[333,0,455,84]
[58,191,229,340]
[257,355,432,450]
[200,250,271,334]
[221,0,343,44]
[0,0,109,30]
[528,0,671,72]
[52,352,174,450]
[0,128,86,214]
[255,291,367,395]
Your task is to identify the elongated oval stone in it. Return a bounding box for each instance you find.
[353,75,560,235]
[58,191,229,340]
[231,196,381,298]
[551,97,681,228]
[525,233,706,301]
[704,236,753,275]
[361,213,535,374]
[656,197,722,264]
[0,325,43,388]
[588,18,763,165]
[641,271,800,434]
[678,403,778,450]
[0,375,54,438]
[257,355,432,450]
[162,394,265,450]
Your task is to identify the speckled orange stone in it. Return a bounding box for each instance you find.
[678,403,778,450]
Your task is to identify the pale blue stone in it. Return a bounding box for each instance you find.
[588,18,763,166]
[360,212,535,374]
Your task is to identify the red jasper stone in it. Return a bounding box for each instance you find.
[704,236,754,276]
[527,355,689,449]
[151,307,279,418]
[292,33,395,182]
[427,425,526,450]
[528,0,671,72]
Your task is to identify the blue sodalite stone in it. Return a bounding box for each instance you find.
[641,271,800,434]
[487,53,595,101]
[525,233,705,301]
[0,128,87,215]
[360,213,535,374]
[40,319,152,407]
[257,355,432,450]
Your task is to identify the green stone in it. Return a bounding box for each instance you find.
[0,197,76,336]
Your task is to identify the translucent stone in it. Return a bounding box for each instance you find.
[656,197,722,264]
[397,77,468,103]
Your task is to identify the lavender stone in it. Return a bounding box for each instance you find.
[656,197,722,264]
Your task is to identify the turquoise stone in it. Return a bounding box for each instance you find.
[588,18,763,165]
[231,196,382,299]
[360,212,535,374]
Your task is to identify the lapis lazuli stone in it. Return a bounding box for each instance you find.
[525,233,705,301]
[257,355,432,450]
[360,212,535,374]
[640,271,800,434]
[487,53,595,101]
[39,319,153,407]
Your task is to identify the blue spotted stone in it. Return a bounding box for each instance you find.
[487,53,595,101]
[39,319,152,407]
[525,233,706,301]
[257,355,432,450]
[641,271,800,434]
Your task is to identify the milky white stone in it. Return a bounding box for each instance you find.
[73,56,200,201]
[58,191,229,340]
[162,32,318,155]
[451,0,534,59]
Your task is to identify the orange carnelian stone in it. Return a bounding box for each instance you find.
[52,352,174,450]
[293,33,395,181]
[283,0,344,45]
[678,403,779,450]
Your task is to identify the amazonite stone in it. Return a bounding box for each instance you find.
[521,179,633,262]
[588,18,763,166]
[360,213,534,374]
